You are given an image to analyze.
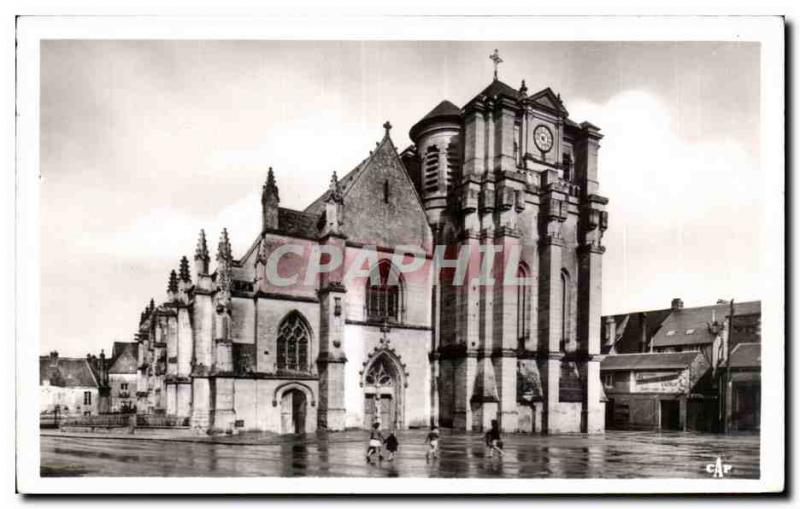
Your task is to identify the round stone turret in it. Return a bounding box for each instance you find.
[408,100,463,224]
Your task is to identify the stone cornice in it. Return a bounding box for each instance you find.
[254,291,320,304]
[577,243,606,255]
[538,234,565,248]
[586,193,609,205]
[318,282,347,295]
[316,353,348,364]
[344,319,432,331]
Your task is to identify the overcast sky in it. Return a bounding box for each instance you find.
[40,40,762,356]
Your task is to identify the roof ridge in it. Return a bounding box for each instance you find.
[608,351,698,356]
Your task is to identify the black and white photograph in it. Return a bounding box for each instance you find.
[12,14,784,495]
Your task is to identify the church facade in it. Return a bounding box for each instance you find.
[134,76,609,434]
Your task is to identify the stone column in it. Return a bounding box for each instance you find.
[453,182,481,431]
[578,196,608,433]
[317,283,347,431]
[463,101,487,177]
[190,376,211,429]
[492,184,522,432]
[493,98,518,173]
[471,181,499,432]
[538,189,567,433]
[211,377,236,432]
[429,224,443,427]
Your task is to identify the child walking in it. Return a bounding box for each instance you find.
[425,426,440,462]
[384,431,399,461]
[366,422,384,464]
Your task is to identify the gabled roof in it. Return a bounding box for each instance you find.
[304,155,369,217]
[108,342,139,375]
[40,356,98,388]
[604,300,761,352]
[527,87,569,117]
[604,308,672,354]
[601,352,702,372]
[729,342,760,369]
[652,301,760,348]
[305,134,421,216]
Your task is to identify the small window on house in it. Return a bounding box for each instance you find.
[383,180,390,203]
[121,383,128,391]
[602,373,614,387]
[666,330,676,336]
[83,391,92,405]
[685,329,695,335]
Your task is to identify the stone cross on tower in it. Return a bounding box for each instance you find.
[489,48,503,80]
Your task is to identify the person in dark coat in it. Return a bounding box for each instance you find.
[485,419,504,458]
[384,431,399,461]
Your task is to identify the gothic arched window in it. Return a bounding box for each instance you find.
[366,261,403,323]
[365,356,396,388]
[277,312,311,373]
[517,263,531,350]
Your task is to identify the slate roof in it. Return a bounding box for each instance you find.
[40,356,98,388]
[304,135,416,218]
[470,78,521,103]
[604,300,761,353]
[728,342,761,369]
[304,156,370,217]
[409,100,462,141]
[603,308,672,354]
[601,352,702,372]
[651,301,760,348]
[108,342,139,375]
[276,208,320,239]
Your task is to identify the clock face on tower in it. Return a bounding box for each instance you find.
[533,124,554,153]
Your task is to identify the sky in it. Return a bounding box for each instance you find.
[39,40,762,356]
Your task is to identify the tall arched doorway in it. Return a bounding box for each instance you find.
[280,389,307,434]
[363,353,404,430]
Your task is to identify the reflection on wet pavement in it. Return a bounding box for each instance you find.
[40,429,759,479]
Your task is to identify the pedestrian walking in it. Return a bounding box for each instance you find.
[384,431,399,461]
[425,426,440,462]
[365,422,384,464]
[485,419,504,458]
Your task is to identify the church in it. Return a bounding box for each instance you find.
[134,70,610,435]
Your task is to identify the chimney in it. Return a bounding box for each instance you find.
[603,316,616,350]
[671,298,684,311]
[639,312,649,353]
[49,351,58,367]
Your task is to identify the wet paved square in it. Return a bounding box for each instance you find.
[40,429,759,479]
